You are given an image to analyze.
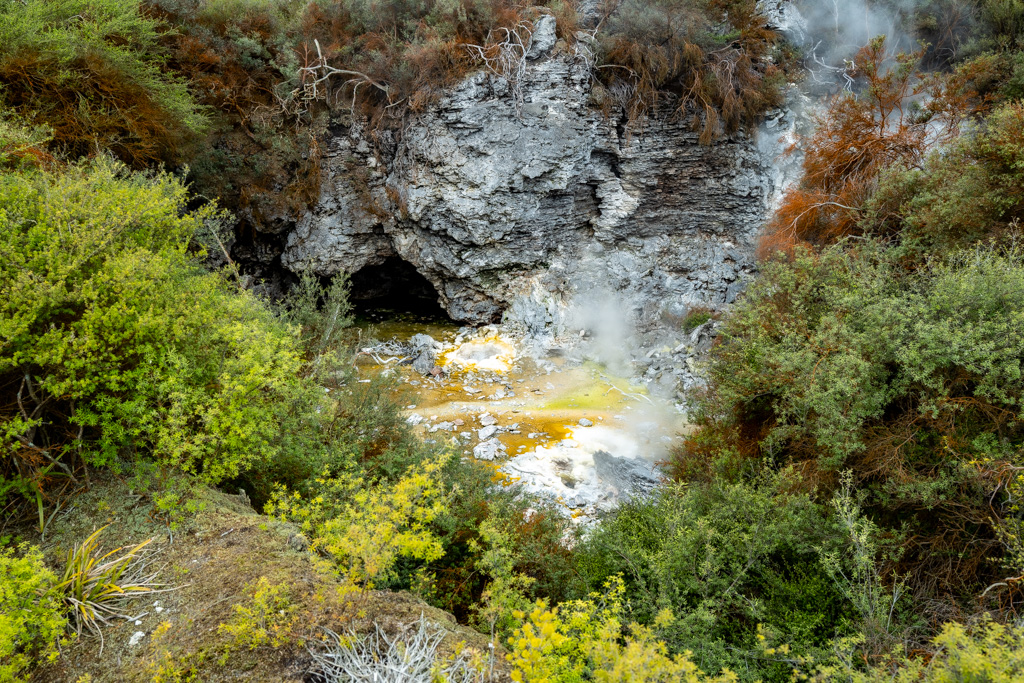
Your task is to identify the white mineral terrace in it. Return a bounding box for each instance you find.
[354,321,686,521]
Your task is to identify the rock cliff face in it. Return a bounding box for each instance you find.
[278,16,796,339]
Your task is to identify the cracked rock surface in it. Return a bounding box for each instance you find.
[277,42,798,337]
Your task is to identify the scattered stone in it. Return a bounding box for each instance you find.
[288,533,309,552]
[478,425,499,440]
[453,419,465,426]
[129,631,146,648]
[464,386,481,394]
[473,438,504,461]
[406,414,425,426]
[578,418,594,427]
[479,414,497,426]
[593,451,661,501]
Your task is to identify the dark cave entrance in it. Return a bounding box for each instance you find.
[349,257,451,323]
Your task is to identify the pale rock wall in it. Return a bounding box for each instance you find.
[280,16,800,341]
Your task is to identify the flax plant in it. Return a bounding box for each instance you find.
[56,526,160,651]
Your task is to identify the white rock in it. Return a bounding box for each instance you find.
[473,439,503,461]
[129,631,146,647]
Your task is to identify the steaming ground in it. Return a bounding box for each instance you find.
[354,321,686,521]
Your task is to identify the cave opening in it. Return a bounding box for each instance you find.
[348,257,451,323]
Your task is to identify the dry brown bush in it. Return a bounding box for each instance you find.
[758,37,997,259]
[595,0,784,143]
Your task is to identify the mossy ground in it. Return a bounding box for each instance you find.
[21,475,506,682]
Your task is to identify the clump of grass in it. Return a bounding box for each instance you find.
[55,526,161,651]
[681,306,713,333]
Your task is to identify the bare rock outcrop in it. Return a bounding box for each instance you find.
[279,35,798,338]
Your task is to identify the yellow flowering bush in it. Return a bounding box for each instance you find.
[507,576,739,683]
[0,544,68,683]
[267,454,452,589]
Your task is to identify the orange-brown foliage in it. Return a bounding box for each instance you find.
[759,37,994,259]
[597,0,783,143]
[0,53,195,167]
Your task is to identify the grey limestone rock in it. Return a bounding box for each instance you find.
[278,17,803,339]
[593,450,662,501]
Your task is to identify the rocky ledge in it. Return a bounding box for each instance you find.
[273,12,800,343]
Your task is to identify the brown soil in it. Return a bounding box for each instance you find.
[25,475,507,682]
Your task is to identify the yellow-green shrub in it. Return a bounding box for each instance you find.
[267,454,451,589]
[218,577,298,655]
[0,159,315,501]
[507,576,740,683]
[0,544,68,683]
[796,620,1024,682]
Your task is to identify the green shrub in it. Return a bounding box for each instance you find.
[797,619,1024,682]
[865,101,1024,252]
[0,159,318,501]
[572,473,852,681]
[507,576,743,683]
[422,460,576,627]
[218,577,298,655]
[681,307,713,333]
[0,0,208,165]
[0,544,67,683]
[266,453,452,591]
[680,241,1024,602]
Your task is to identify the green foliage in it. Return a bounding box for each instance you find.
[681,307,713,333]
[267,454,452,589]
[865,102,1024,252]
[0,110,52,171]
[795,619,1024,682]
[0,159,318,499]
[0,544,67,683]
[218,577,298,655]
[278,272,354,368]
[572,473,851,681]
[471,517,537,641]
[424,460,576,626]
[817,472,909,659]
[507,576,741,683]
[0,0,208,165]
[684,240,1024,602]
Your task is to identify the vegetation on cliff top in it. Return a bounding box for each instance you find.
[4,0,1024,681]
